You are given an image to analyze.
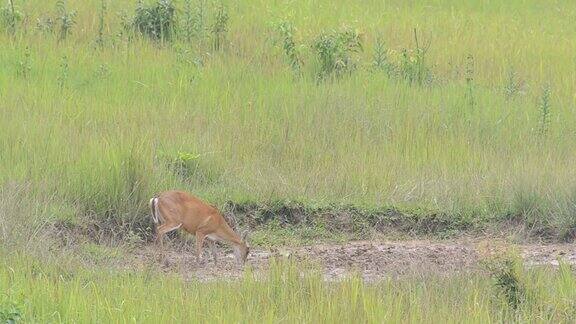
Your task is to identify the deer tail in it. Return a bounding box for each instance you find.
[149,196,160,224]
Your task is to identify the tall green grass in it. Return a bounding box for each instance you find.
[1,0,576,237]
[1,254,575,323]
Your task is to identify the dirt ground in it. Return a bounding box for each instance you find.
[131,239,576,281]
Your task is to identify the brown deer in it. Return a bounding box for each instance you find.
[149,190,250,265]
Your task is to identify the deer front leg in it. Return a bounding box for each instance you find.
[207,239,218,264]
[195,232,206,264]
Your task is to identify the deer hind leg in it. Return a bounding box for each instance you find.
[156,223,183,249]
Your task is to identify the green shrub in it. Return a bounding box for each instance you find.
[16,46,30,79]
[277,21,303,73]
[134,0,176,41]
[211,3,228,50]
[538,84,551,135]
[372,36,393,76]
[0,0,22,35]
[313,27,362,80]
[181,0,207,42]
[167,151,221,186]
[0,301,21,324]
[95,0,107,47]
[399,47,431,86]
[56,0,76,41]
[479,244,528,310]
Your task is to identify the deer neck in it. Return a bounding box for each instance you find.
[215,223,245,246]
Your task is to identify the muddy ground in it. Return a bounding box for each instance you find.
[132,239,576,281]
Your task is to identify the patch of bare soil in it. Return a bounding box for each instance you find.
[131,240,576,281]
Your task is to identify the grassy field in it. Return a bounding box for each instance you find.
[1,0,576,322]
[2,0,576,236]
[2,0,576,240]
[1,253,575,323]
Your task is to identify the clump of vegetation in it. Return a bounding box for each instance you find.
[181,0,207,42]
[478,242,528,310]
[210,3,229,50]
[35,16,54,34]
[181,0,194,41]
[95,0,107,47]
[398,30,431,86]
[372,36,393,77]
[490,257,526,309]
[538,84,551,136]
[57,55,69,88]
[133,0,176,41]
[0,301,22,323]
[0,0,23,35]
[95,63,110,79]
[465,54,475,110]
[32,1,75,39]
[277,21,303,74]
[504,68,522,100]
[167,151,221,185]
[56,0,76,41]
[313,27,363,80]
[398,49,431,85]
[117,9,135,43]
[16,46,31,78]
